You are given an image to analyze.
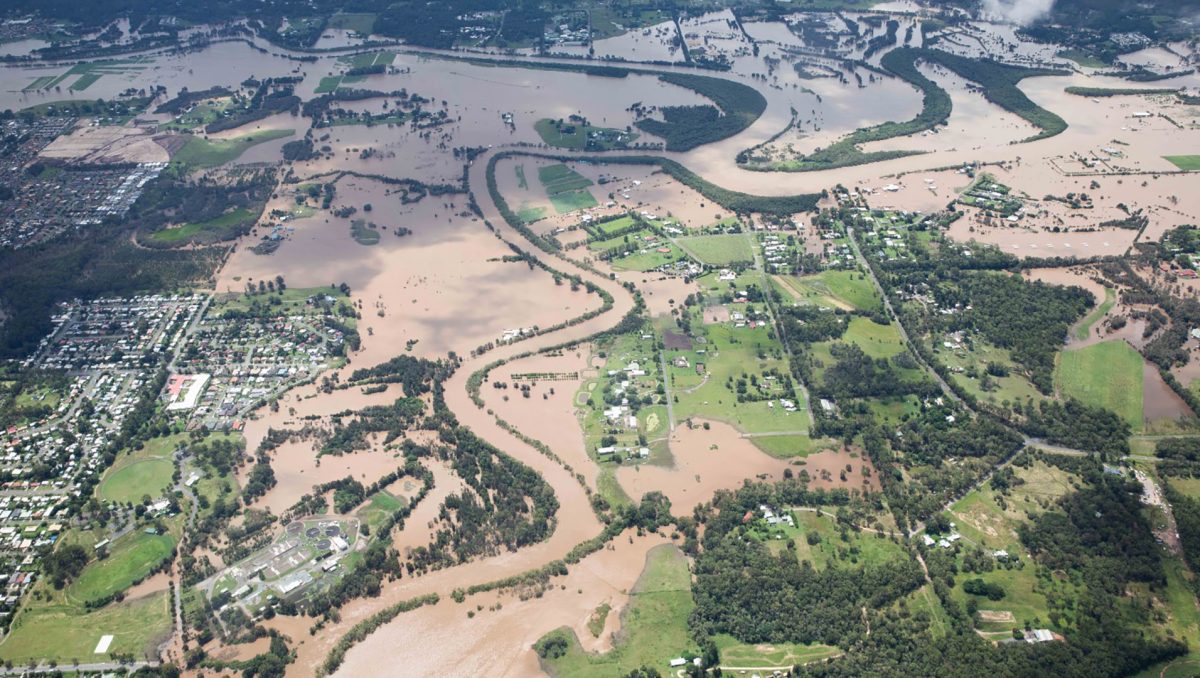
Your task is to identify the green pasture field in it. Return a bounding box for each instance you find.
[68,529,176,604]
[775,270,881,312]
[171,129,294,169]
[936,338,1042,406]
[1054,340,1144,428]
[150,207,256,244]
[675,234,753,265]
[537,163,593,195]
[0,590,171,664]
[549,189,597,214]
[1165,156,1200,171]
[668,318,809,434]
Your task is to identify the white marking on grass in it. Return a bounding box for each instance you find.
[94,634,114,654]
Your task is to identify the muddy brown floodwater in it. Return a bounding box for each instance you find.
[255,147,637,675]
[616,419,792,509]
[333,530,671,678]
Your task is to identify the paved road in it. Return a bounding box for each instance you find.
[657,350,676,432]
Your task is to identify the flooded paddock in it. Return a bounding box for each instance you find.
[616,419,792,510]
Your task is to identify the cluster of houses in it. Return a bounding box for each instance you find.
[170,311,345,430]
[0,117,164,249]
[27,294,202,371]
[762,234,793,273]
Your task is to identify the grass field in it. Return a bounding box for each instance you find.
[667,317,810,435]
[150,207,256,244]
[68,530,175,604]
[538,545,696,676]
[533,118,635,151]
[712,634,839,667]
[351,219,380,245]
[944,461,1083,630]
[356,489,405,530]
[747,434,839,459]
[516,204,548,223]
[1057,49,1108,68]
[0,590,171,664]
[97,435,182,504]
[1075,287,1115,340]
[314,75,344,94]
[1165,156,1200,171]
[213,285,353,317]
[70,73,102,91]
[676,234,754,265]
[538,163,593,194]
[515,164,528,189]
[1133,652,1200,678]
[938,338,1042,407]
[172,129,294,169]
[549,189,598,214]
[843,317,905,359]
[776,270,881,312]
[1055,340,1144,428]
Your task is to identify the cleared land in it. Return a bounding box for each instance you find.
[1054,340,1144,427]
[676,234,754,266]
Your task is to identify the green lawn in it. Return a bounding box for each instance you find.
[68,530,176,605]
[1055,340,1144,428]
[549,189,598,214]
[0,590,171,664]
[97,435,181,504]
[1057,49,1109,68]
[937,338,1043,407]
[314,75,344,94]
[1075,287,1115,340]
[357,490,405,531]
[538,545,696,676]
[516,205,548,223]
[676,234,754,266]
[351,219,380,245]
[777,270,882,312]
[1165,156,1200,171]
[1133,652,1200,678]
[172,129,294,169]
